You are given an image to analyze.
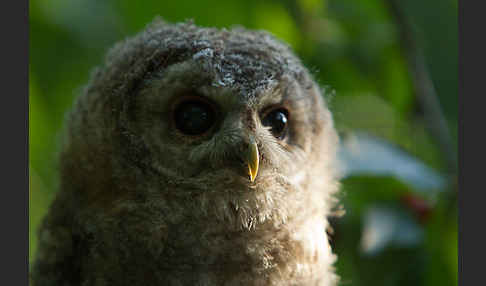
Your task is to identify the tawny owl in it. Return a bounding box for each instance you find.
[31,19,341,286]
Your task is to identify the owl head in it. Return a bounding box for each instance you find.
[60,19,339,230]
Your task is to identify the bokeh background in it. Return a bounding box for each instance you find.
[29,0,458,285]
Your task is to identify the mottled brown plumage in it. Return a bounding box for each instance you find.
[31,19,341,285]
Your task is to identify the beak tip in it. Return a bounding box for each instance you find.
[248,164,257,182]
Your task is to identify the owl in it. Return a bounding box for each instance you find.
[31,19,341,286]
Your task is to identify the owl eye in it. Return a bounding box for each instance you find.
[173,99,216,136]
[261,108,289,139]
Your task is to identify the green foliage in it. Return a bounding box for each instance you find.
[29,0,457,285]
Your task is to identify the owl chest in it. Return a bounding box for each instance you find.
[157,218,332,285]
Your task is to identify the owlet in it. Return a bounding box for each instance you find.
[31,19,341,286]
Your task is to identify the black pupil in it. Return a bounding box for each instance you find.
[174,101,214,135]
[262,109,288,139]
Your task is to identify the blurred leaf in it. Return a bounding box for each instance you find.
[338,176,411,219]
[253,2,303,50]
[424,197,458,285]
[116,0,252,33]
[338,132,446,195]
[380,50,413,114]
[397,0,458,123]
[29,166,52,263]
[332,94,444,170]
[34,0,122,48]
[29,74,59,188]
[298,0,324,14]
[29,76,50,159]
[360,205,424,256]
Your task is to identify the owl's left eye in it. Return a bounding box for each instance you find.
[173,98,216,136]
[261,108,289,140]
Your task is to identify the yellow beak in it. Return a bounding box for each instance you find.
[247,140,259,182]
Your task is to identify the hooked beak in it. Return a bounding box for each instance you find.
[247,139,259,182]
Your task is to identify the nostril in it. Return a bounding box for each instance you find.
[232,152,246,169]
[236,156,245,165]
[234,142,248,164]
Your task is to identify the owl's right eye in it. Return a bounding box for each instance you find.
[173,98,216,136]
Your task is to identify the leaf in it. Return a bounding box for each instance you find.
[337,132,446,196]
[359,205,424,256]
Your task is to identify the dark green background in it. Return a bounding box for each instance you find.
[29,0,457,285]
